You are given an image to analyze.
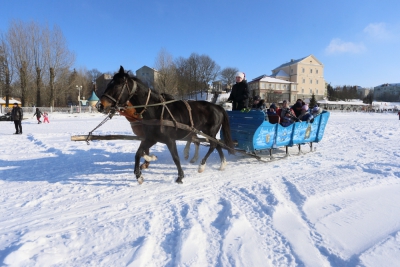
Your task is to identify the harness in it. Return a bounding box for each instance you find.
[88,76,235,154]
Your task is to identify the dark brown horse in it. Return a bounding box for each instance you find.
[97,66,234,184]
[119,98,200,170]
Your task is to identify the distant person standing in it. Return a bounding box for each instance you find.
[11,102,23,134]
[227,72,250,111]
[33,108,43,124]
[43,112,50,123]
[398,110,400,120]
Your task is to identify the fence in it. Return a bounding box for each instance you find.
[1,106,98,114]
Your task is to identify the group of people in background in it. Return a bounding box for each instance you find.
[227,71,323,127]
[33,108,50,124]
[9,105,50,135]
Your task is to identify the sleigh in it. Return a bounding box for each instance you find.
[223,110,330,157]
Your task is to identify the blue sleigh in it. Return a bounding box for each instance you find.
[222,110,330,156]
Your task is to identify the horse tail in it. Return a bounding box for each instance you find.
[221,109,235,155]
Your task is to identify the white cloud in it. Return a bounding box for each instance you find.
[325,38,366,54]
[363,22,393,40]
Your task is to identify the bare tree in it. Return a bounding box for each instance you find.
[197,54,220,97]
[0,33,13,107]
[7,20,33,106]
[174,53,220,99]
[43,24,75,107]
[29,22,46,106]
[153,48,177,95]
[220,67,238,90]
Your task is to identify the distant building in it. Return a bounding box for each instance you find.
[269,54,326,102]
[95,73,112,97]
[248,75,295,103]
[356,86,371,98]
[136,65,159,89]
[373,83,400,99]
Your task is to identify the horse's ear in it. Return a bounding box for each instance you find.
[119,66,125,74]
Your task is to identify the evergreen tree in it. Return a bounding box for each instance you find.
[309,93,317,108]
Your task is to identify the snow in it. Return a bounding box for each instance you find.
[1,111,400,267]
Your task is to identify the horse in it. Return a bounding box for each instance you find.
[119,96,201,170]
[97,66,234,184]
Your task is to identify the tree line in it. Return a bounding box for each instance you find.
[0,21,241,107]
[153,48,238,99]
[0,20,113,107]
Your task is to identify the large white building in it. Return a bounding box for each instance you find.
[249,54,326,103]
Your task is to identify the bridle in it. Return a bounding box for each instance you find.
[101,77,138,112]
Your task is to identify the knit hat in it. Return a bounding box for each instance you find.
[302,104,309,111]
[270,103,276,109]
[312,106,320,112]
[13,102,18,105]
[235,72,245,79]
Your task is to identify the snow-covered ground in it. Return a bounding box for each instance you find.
[0,111,400,267]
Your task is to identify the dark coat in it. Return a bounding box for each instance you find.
[34,109,43,118]
[228,80,250,110]
[11,107,23,121]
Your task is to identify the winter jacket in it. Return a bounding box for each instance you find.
[33,109,43,118]
[228,80,250,111]
[11,107,23,121]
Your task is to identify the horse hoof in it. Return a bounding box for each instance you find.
[140,162,150,170]
[198,163,206,173]
[175,178,183,184]
[137,176,144,184]
[219,159,227,171]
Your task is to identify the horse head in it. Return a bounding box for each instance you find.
[97,66,137,114]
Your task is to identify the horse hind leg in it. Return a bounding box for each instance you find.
[216,145,227,171]
[190,141,200,163]
[198,142,217,173]
[183,140,191,160]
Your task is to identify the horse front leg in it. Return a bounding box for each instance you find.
[165,140,184,184]
[140,148,158,170]
[135,140,156,184]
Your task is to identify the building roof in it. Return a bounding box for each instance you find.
[272,54,323,72]
[87,91,100,101]
[0,98,21,104]
[376,83,400,87]
[270,69,289,78]
[249,76,293,84]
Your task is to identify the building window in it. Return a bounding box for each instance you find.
[302,88,304,93]
[291,69,293,73]
[302,78,305,83]
[302,68,305,73]
[310,69,313,74]
[316,69,319,74]
[262,83,266,89]
[310,79,312,84]
[277,84,280,89]
[316,79,319,84]
[272,84,275,89]
[310,89,312,94]
[316,89,319,94]
[269,83,272,89]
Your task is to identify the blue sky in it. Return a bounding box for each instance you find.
[1,0,399,88]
